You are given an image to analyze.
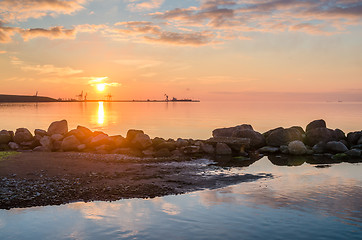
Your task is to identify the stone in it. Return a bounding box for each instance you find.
[288,140,307,155]
[176,138,189,148]
[33,146,49,152]
[347,131,362,146]
[200,143,214,154]
[154,148,172,158]
[13,128,33,144]
[206,137,250,150]
[351,144,362,150]
[51,134,64,142]
[232,129,265,149]
[126,129,144,141]
[215,143,232,155]
[95,144,112,152]
[142,148,155,157]
[263,127,283,139]
[47,120,68,135]
[181,146,201,154]
[0,130,11,144]
[131,133,153,149]
[280,145,289,154]
[76,126,93,139]
[334,129,346,140]
[155,141,177,151]
[212,124,253,137]
[258,146,279,154]
[77,144,87,151]
[52,140,62,151]
[61,135,81,151]
[40,136,52,150]
[326,141,348,153]
[108,135,127,148]
[358,136,362,145]
[306,119,326,132]
[34,129,47,137]
[331,153,349,161]
[266,128,304,147]
[89,133,109,147]
[8,142,19,150]
[345,149,361,157]
[312,142,326,154]
[152,137,166,147]
[305,128,341,146]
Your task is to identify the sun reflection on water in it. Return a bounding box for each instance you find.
[98,101,105,125]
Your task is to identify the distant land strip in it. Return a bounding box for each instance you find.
[0,94,200,103]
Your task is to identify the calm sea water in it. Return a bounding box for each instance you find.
[0,101,361,139]
[0,101,361,239]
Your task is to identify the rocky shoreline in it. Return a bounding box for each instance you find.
[0,119,361,160]
[0,119,361,210]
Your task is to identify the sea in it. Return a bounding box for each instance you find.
[0,101,361,239]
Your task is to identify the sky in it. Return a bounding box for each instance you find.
[0,0,362,101]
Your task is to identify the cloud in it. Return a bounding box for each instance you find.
[20,26,76,41]
[153,0,362,35]
[126,0,164,12]
[114,58,163,68]
[0,50,7,54]
[114,21,217,45]
[10,56,83,76]
[87,76,121,87]
[0,0,88,22]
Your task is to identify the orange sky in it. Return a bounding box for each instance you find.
[0,0,362,101]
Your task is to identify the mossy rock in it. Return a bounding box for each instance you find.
[331,153,349,161]
[0,151,19,160]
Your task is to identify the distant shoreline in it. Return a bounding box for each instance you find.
[0,94,200,103]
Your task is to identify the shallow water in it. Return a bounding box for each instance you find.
[0,157,361,240]
[0,101,361,239]
[0,101,361,139]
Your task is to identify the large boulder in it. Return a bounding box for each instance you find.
[306,119,326,132]
[288,140,307,155]
[131,133,153,149]
[215,143,232,155]
[126,129,144,141]
[266,127,304,147]
[0,130,12,144]
[61,135,81,151]
[34,129,47,137]
[89,133,109,147]
[48,120,68,135]
[108,135,127,148]
[326,141,348,153]
[305,128,343,146]
[8,142,19,150]
[13,128,33,144]
[206,137,250,151]
[201,143,214,154]
[40,136,52,150]
[232,129,265,149]
[212,124,253,137]
[347,131,362,146]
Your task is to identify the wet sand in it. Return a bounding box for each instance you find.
[0,152,270,209]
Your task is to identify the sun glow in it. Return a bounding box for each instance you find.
[97,83,106,92]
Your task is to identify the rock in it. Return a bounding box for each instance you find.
[152,137,166,147]
[0,130,11,144]
[142,148,155,157]
[331,153,349,161]
[131,133,153,149]
[358,137,362,145]
[232,129,265,149]
[51,134,64,142]
[326,141,348,153]
[47,120,68,135]
[347,131,362,146]
[206,137,250,151]
[77,144,87,151]
[126,129,144,141]
[181,145,201,154]
[0,143,10,151]
[61,135,81,151]
[334,129,346,140]
[312,142,326,154]
[351,144,362,150]
[200,143,214,154]
[306,119,326,132]
[89,133,109,147]
[176,138,189,148]
[345,149,361,157]
[13,128,33,144]
[40,136,52,150]
[108,135,127,148]
[290,126,305,136]
[263,127,283,139]
[8,142,19,150]
[76,126,93,139]
[95,144,112,153]
[52,140,62,151]
[154,148,172,158]
[215,143,232,155]
[154,141,177,151]
[266,128,304,147]
[305,128,342,146]
[288,140,307,155]
[212,124,253,137]
[258,146,279,154]
[33,146,49,152]
[34,129,47,137]
[280,145,289,154]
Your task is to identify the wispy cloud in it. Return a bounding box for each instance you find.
[0,0,88,22]
[126,0,164,12]
[21,26,76,41]
[87,76,121,87]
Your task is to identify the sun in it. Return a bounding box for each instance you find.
[96,83,106,92]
